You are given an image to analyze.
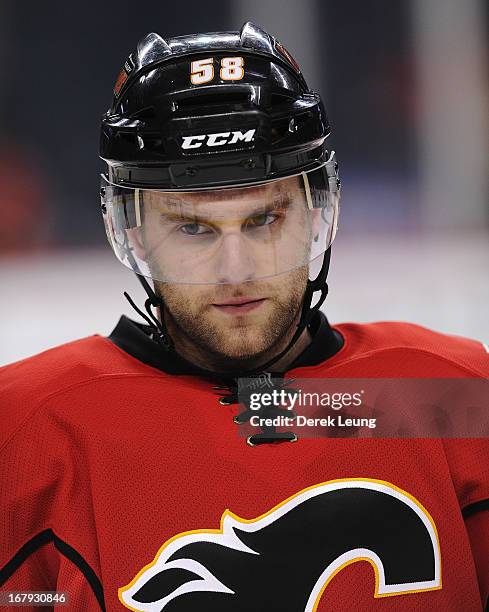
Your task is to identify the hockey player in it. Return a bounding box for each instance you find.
[1,22,488,611]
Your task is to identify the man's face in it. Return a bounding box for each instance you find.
[135,176,312,364]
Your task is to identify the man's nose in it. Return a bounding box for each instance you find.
[214,232,255,284]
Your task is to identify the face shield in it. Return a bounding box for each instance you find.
[101,159,340,286]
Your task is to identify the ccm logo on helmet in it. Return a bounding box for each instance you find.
[181,129,256,150]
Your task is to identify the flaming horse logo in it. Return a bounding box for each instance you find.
[119,479,441,611]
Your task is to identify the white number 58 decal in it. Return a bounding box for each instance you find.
[190,57,244,85]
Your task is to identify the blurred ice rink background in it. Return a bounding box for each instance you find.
[1,0,488,365]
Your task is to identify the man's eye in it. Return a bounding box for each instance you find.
[246,213,279,228]
[179,223,211,235]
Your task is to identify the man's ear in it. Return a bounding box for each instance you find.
[126,227,147,260]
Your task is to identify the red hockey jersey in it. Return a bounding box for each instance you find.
[1,315,488,611]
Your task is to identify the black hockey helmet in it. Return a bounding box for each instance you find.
[100,22,336,189]
[99,22,340,370]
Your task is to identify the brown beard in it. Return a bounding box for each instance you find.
[154,266,309,372]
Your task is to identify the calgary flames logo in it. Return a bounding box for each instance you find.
[119,479,441,611]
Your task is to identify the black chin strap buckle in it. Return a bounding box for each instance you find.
[123,290,174,352]
[142,296,174,351]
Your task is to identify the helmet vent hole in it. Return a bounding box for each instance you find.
[141,135,164,153]
[269,92,294,108]
[177,91,250,111]
[271,117,291,143]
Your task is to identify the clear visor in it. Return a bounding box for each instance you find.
[101,162,340,285]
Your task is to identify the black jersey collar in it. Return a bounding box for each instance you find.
[108,310,343,378]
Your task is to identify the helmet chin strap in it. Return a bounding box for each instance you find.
[124,248,332,378]
[123,274,174,351]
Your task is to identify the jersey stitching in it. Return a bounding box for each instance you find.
[288,344,489,378]
[99,334,178,378]
[437,440,489,518]
[104,325,488,379]
[0,372,182,456]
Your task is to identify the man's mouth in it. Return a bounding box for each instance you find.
[212,297,267,314]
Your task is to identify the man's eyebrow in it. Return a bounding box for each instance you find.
[152,193,293,222]
[246,194,293,216]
